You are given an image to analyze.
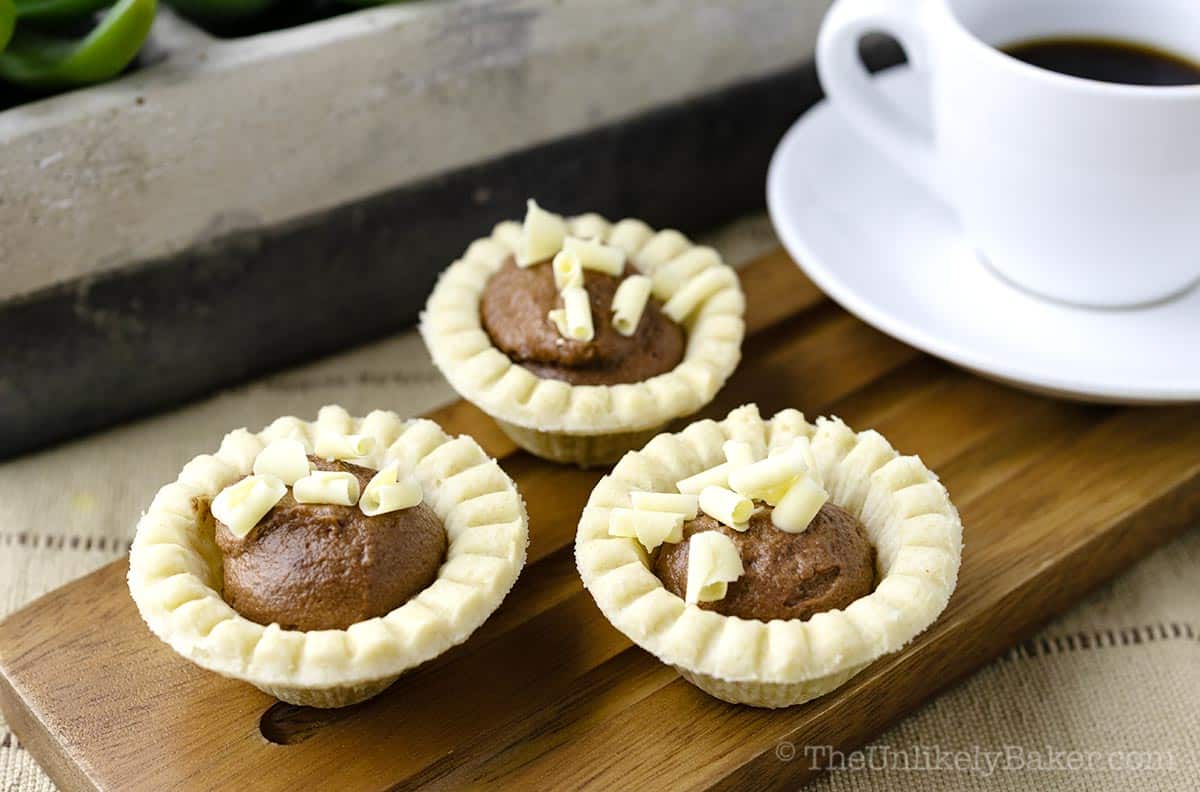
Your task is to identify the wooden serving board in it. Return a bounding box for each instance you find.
[2,250,1199,791]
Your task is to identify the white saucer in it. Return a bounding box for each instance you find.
[767,66,1200,404]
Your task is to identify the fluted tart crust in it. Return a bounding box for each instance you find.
[128,406,528,707]
[420,211,744,465]
[575,404,962,708]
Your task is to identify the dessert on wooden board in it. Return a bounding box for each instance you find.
[18,242,1191,791]
[575,403,963,708]
[124,209,954,720]
[421,200,745,467]
[127,405,528,707]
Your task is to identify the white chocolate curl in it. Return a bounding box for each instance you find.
[314,430,375,461]
[561,285,595,341]
[211,475,286,539]
[772,475,829,533]
[610,274,652,337]
[552,249,584,290]
[662,267,735,323]
[729,447,808,506]
[608,507,684,552]
[630,491,699,520]
[774,436,820,486]
[293,471,361,506]
[675,462,730,495]
[685,531,744,604]
[722,440,756,470]
[252,438,311,485]
[518,199,566,267]
[699,485,754,530]
[360,463,423,516]
[547,308,570,338]
[563,235,625,276]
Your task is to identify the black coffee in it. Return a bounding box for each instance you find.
[1003,37,1200,86]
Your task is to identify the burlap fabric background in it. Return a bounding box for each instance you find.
[2,217,1196,790]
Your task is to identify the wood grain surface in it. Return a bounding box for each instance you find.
[2,250,1198,791]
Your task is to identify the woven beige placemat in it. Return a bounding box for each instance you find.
[1,216,1195,791]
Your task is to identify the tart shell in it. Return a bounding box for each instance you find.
[127,406,529,708]
[574,404,963,708]
[419,214,745,467]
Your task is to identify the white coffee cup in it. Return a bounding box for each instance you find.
[816,0,1200,308]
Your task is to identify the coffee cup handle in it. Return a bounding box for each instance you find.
[816,0,942,197]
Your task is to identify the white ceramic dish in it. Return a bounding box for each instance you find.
[767,66,1200,404]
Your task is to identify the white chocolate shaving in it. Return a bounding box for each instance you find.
[772,475,829,533]
[637,516,684,553]
[698,485,753,531]
[675,462,730,495]
[608,507,684,552]
[547,308,570,337]
[293,471,361,506]
[561,286,595,342]
[722,440,756,470]
[360,482,422,516]
[771,433,818,470]
[563,235,625,276]
[314,430,375,461]
[610,274,652,336]
[685,531,743,604]
[251,438,311,485]
[630,491,699,520]
[360,463,423,516]
[792,436,820,486]
[518,199,566,267]
[729,448,808,506]
[662,267,735,323]
[211,475,287,539]
[552,249,584,290]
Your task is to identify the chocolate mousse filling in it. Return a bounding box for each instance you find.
[480,257,686,386]
[214,457,446,631]
[654,502,876,622]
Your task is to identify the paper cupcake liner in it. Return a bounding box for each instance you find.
[495,419,667,468]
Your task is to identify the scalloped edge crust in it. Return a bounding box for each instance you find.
[574,404,963,708]
[419,214,746,448]
[127,406,529,707]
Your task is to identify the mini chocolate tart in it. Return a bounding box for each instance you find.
[128,406,528,708]
[420,203,745,467]
[575,404,962,708]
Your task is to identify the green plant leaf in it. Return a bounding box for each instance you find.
[0,0,156,88]
[15,0,113,25]
[0,0,16,53]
